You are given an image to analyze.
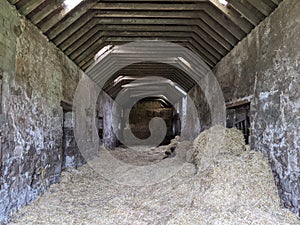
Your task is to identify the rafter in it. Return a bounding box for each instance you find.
[79,38,215,70]
[92,2,206,11]
[208,0,253,33]
[30,0,65,25]
[72,34,218,65]
[227,0,261,25]
[55,17,233,52]
[8,0,280,72]
[19,0,45,16]
[247,0,274,16]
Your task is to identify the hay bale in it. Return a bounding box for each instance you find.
[187,125,246,170]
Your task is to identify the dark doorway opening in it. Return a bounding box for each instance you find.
[60,101,85,169]
[129,97,179,145]
[226,101,251,144]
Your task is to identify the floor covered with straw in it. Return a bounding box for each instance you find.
[10,126,300,225]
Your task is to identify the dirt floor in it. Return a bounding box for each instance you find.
[10,127,300,225]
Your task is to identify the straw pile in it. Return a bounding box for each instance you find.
[10,126,300,225]
[110,135,181,166]
[187,125,246,170]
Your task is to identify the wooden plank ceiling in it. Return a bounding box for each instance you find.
[9,0,282,96]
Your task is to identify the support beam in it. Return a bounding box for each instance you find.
[72,34,218,65]
[30,0,65,25]
[57,18,98,49]
[196,18,233,50]
[47,6,97,39]
[201,9,244,40]
[208,0,253,33]
[55,18,233,52]
[200,13,238,45]
[38,0,96,33]
[227,0,261,25]
[63,25,100,54]
[66,30,220,65]
[91,8,245,40]
[61,24,226,59]
[247,0,274,16]
[19,0,45,16]
[78,38,215,70]
[94,11,203,18]
[94,11,241,42]
[92,2,207,11]
[80,42,211,71]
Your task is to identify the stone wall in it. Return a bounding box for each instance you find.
[213,0,300,215]
[0,1,81,223]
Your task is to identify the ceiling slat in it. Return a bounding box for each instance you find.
[19,0,45,16]
[57,17,233,52]
[72,32,220,64]
[92,2,206,11]
[80,40,205,71]
[201,7,245,40]
[30,0,65,25]
[73,35,218,65]
[61,23,226,57]
[196,18,233,51]
[227,0,261,25]
[199,12,238,46]
[94,11,202,18]
[63,25,100,54]
[38,0,96,33]
[47,4,97,39]
[8,0,280,76]
[56,18,97,48]
[209,0,253,33]
[247,0,274,16]
[78,38,214,69]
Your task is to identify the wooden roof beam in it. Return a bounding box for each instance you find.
[57,18,98,50]
[199,12,238,45]
[19,0,45,16]
[227,0,261,25]
[92,2,207,11]
[77,38,215,70]
[247,0,274,16]
[200,9,244,40]
[47,5,97,39]
[208,0,253,33]
[30,0,65,25]
[57,17,232,56]
[38,0,96,33]
[94,11,240,43]
[66,30,220,64]
[63,24,100,54]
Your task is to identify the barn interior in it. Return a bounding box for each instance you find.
[0,0,299,224]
